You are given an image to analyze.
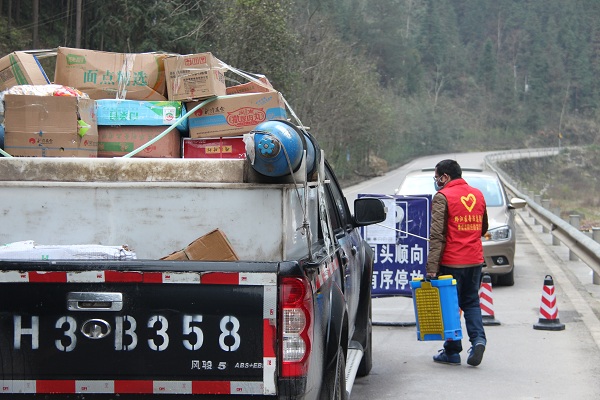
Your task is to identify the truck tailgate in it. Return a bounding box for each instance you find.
[0,262,278,396]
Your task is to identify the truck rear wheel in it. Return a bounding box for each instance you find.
[322,345,348,400]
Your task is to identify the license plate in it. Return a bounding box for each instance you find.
[0,282,272,381]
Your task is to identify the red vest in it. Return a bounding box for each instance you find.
[439,178,486,265]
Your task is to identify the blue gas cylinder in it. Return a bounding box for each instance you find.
[250,120,318,178]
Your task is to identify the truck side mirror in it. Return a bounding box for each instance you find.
[354,198,386,227]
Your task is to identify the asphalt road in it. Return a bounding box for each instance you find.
[344,152,600,399]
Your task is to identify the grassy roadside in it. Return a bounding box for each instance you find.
[499,146,600,231]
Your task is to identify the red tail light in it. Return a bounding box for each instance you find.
[280,277,313,377]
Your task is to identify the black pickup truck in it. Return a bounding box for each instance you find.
[0,136,385,399]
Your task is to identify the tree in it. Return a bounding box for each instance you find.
[478,38,496,91]
[210,0,298,95]
[32,0,38,48]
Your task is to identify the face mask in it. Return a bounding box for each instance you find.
[434,176,446,191]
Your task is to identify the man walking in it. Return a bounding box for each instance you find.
[426,159,488,367]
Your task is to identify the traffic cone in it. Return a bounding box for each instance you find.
[479,273,501,326]
[533,275,565,331]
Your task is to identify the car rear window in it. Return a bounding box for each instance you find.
[398,174,505,207]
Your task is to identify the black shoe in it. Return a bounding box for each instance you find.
[433,349,461,365]
[467,343,485,366]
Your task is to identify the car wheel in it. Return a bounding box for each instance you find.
[322,346,348,400]
[496,268,514,286]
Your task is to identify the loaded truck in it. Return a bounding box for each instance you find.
[0,120,386,399]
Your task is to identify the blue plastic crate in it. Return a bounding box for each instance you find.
[410,275,462,341]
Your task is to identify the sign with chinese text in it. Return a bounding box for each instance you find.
[359,194,431,297]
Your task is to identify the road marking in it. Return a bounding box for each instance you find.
[518,215,600,350]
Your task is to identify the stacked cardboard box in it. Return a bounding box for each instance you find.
[182,77,285,159]
[96,99,188,131]
[0,52,50,92]
[0,47,288,159]
[225,76,273,95]
[3,93,98,157]
[164,52,227,101]
[185,91,287,139]
[182,136,246,159]
[98,126,181,158]
[96,99,186,158]
[54,47,169,101]
[163,52,287,157]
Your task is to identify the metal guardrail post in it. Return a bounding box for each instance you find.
[541,199,550,233]
[594,227,600,285]
[528,191,536,218]
[534,194,541,224]
[551,206,561,245]
[569,215,580,261]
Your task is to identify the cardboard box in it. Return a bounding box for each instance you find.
[161,229,239,261]
[54,47,168,100]
[182,137,246,159]
[3,94,98,157]
[96,99,188,132]
[0,51,50,92]
[226,76,273,95]
[186,92,287,138]
[164,52,227,101]
[98,125,181,158]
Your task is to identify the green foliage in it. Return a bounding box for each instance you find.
[478,39,496,91]
[210,0,299,95]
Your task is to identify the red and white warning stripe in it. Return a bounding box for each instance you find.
[538,284,559,320]
[478,280,495,317]
[0,379,268,395]
[0,270,276,285]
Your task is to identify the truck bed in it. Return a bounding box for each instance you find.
[0,157,318,261]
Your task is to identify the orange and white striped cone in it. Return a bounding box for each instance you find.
[533,275,565,331]
[479,273,501,326]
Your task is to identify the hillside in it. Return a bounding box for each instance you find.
[499,146,600,230]
[2,1,600,179]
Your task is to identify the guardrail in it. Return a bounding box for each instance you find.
[484,148,600,282]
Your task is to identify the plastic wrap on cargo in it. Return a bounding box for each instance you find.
[0,84,90,118]
[0,240,136,261]
[243,133,256,164]
[1,84,89,98]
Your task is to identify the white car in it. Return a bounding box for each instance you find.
[395,168,526,286]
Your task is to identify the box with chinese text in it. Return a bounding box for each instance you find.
[164,52,226,101]
[186,92,287,138]
[3,95,98,157]
[98,125,181,158]
[54,47,168,100]
[182,137,246,159]
[96,99,188,132]
[226,76,273,95]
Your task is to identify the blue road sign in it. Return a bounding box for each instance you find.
[359,194,432,297]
